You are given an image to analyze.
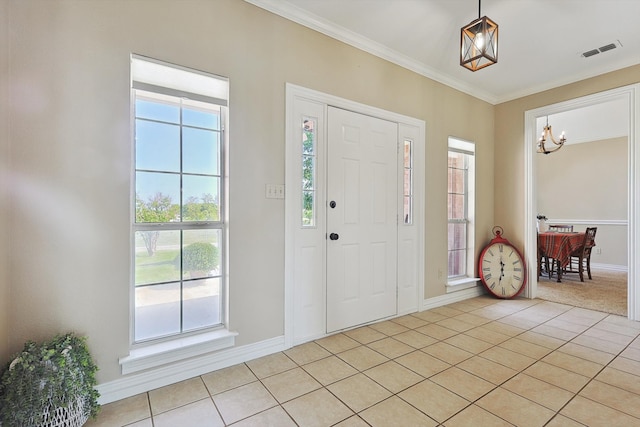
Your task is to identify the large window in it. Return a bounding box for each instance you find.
[448,138,475,279]
[131,56,228,343]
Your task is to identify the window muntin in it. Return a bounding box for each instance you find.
[302,118,317,227]
[132,57,227,343]
[447,138,475,279]
[403,139,413,224]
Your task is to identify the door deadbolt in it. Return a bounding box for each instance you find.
[329,233,339,240]
[329,200,336,208]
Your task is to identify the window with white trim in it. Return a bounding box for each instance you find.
[448,137,475,280]
[131,56,228,343]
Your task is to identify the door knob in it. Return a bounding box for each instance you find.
[329,233,339,241]
[330,201,336,208]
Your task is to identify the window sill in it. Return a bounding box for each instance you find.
[119,329,238,375]
[446,277,480,293]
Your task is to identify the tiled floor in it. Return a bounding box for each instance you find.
[86,296,640,426]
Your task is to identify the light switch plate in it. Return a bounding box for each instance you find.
[266,184,285,199]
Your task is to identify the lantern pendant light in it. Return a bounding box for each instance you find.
[460,0,498,71]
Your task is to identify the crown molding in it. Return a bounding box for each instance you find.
[244,0,498,104]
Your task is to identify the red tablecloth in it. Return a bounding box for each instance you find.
[538,232,586,268]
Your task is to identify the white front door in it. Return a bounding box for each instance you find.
[326,106,398,332]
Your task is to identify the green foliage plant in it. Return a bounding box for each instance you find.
[0,333,100,426]
[178,242,219,277]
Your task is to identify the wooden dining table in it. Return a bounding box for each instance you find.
[538,231,587,282]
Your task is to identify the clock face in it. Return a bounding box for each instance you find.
[480,242,526,298]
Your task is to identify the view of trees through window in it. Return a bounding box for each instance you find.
[302,118,316,227]
[133,87,224,342]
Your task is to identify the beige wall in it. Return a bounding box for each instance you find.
[495,65,640,253]
[0,0,9,363]
[537,137,628,266]
[2,0,494,384]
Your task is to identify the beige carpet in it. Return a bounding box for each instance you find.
[536,268,627,316]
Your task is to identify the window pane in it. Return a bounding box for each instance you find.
[403,196,412,224]
[448,194,465,219]
[183,106,220,130]
[135,173,180,223]
[448,223,467,251]
[303,156,314,190]
[448,151,464,168]
[302,191,314,226]
[182,175,219,221]
[448,167,466,194]
[135,230,181,285]
[404,140,412,168]
[448,249,466,277]
[181,229,221,280]
[183,127,219,175]
[135,98,180,123]
[404,169,412,196]
[135,120,180,172]
[135,282,181,341]
[183,278,221,331]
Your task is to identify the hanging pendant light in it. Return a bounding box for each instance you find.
[537,116,567,154]
[460,0,498,71]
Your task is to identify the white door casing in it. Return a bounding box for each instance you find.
[285,84,425,347]
[326,107,398,332]
[523,84,640,320]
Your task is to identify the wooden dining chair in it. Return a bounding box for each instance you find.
[548,224,574,232]
[563,227,598,282]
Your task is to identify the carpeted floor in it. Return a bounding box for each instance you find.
[536,268,627,316]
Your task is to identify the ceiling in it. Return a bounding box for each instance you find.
[247,0,638,144]
[246,0,640,105]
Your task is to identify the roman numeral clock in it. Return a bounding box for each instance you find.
[478,226,527,299]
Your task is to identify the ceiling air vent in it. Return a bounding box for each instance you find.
[582,49,599,58]
[582,40,622,58]
[599,43,617,53]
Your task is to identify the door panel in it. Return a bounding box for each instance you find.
[326,107,398,332]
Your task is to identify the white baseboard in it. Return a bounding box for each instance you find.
[422,285,485,311]
[94,285,493,405]
[96,335,286,405]
[591,263,628,272]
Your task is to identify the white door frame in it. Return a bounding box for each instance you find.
[284,84,426,347]
[523,83,640,320]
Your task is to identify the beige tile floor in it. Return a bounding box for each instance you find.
[86,296,640,426]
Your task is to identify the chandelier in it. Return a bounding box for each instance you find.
[537,117,566,154]
[460,0,498,71]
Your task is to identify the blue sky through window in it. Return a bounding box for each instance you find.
[135,95,221,207]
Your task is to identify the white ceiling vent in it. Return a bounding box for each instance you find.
[581,40,623,58]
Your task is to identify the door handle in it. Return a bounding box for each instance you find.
[329,233,339,241]
[330,201,336,208]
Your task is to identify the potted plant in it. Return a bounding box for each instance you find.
[0,333,100,427]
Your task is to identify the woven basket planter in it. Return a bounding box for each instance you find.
[0,334,99,427]
[27,395,89,427]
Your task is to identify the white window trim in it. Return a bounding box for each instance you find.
[119,329,237,375]
[126,54,234,370]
